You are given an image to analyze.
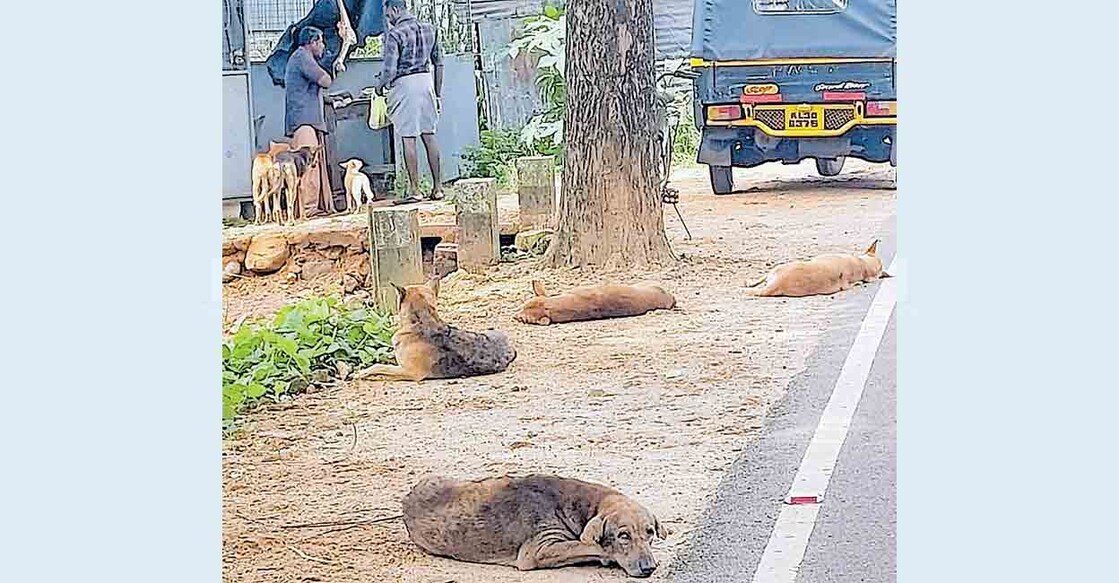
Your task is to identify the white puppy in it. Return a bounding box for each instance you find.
[339,158,374,213]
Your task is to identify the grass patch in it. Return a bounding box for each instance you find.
[222,297,396,429]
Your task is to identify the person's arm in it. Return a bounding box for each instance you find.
[300,50,333,88]
[376,33,399,94]
[430,32,444,99]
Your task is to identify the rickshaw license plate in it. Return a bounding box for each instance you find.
[786,106,825,130]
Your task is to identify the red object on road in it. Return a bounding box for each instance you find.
[785,494,823,505]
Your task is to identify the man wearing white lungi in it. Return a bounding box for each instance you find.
[376,0,445,204]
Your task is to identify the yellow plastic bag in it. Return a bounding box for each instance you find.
[368,95,389,130]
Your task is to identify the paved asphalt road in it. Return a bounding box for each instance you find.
[666,226,897,583]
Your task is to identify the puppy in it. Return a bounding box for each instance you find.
[353,278,517,381]
[272,144,320,224]
[250,152,282,224]
[748,239,890,297]
[515,281,677,326]
[339,158,374,213]
[403,474,667,577]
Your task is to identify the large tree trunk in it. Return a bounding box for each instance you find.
[545,0,674,269]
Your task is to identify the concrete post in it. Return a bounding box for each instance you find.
[516,155,555,229]
[454,178,500,273]
[367,206,423,312]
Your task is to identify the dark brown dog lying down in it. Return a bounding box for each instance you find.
[403,475,667,578]
[748,239,891,298]
[514,281,677,326]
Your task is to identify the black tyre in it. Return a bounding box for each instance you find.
[709,165,734,195]
[815,156,846,177]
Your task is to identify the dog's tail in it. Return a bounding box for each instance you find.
[746,273,775,297]
[746,274,768,289]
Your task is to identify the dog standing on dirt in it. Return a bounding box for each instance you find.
[250,152,282,224]
[353,278,517,381]
[339,158,374,213]
[515,281,677,326]
[272,144,321,224]
[403,474,667,577]
[747,239,890,297]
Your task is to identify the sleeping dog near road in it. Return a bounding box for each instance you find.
[353,278,517,381]
[403,474,667,577]
[748,239,890,298]
[514,281,677,326]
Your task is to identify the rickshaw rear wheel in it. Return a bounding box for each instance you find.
[815,156,846,177]
[709,165,735,195]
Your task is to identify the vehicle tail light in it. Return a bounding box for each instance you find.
[706,105,744,122]
[866,100,897,117]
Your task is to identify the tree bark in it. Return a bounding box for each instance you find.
[545,0,674,269]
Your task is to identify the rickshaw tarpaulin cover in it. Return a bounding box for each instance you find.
[691,0,896,61]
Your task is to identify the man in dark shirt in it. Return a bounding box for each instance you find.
[284,26,335,218]
[375,0,445,203]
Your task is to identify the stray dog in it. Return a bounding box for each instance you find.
[353,278,517,381]
[747,239,891,297]
[403,474,667,577]
[272,144,320,224]
[515,281,677,326]
[250,152,282,224]
[339,158,374,213]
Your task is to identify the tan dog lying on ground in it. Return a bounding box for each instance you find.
[748,239,891,297]
[514,282,677,326]
[339,158,374,213]
[353,278,517,381]
[403,474,667,578]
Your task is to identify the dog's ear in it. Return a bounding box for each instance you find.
[865,239,880,256]
[425,276,441,298]
[580,514,606,546]
[531,280,548,297]
[391,282,407,299]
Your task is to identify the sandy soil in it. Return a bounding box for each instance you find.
[222,160,896,582]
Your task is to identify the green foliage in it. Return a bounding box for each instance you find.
[461,128,534,186]
[656,58,701,168]
[508,7,566,156]
[350,36,383,59]
[222,297,395,428]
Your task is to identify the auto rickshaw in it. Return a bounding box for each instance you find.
[690,0,896,194]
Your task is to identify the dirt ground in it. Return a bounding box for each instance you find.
[222,160,896,582]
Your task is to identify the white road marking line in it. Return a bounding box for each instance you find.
[751,262,897,583]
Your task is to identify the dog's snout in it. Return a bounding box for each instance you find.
[635,557,657,577]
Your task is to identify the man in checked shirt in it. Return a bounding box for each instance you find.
[376,0,445,203]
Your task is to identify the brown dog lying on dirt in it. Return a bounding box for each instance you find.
[353,278,516,381]
[514,281,677,326]
[403,474,667,578]
[748,239,891,298]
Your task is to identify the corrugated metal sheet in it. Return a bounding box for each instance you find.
[653,0,694,60]
[452,0,552,22]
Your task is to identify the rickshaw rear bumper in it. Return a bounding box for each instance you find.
[697,125,895,168]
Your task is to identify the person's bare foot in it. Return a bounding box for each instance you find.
[393,193,423,206]
[428,188,445,201]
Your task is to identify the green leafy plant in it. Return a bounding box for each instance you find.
[222,297,396,428]
[509,6,566,157]
[350,36,383,59]
[461,128,534,186]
